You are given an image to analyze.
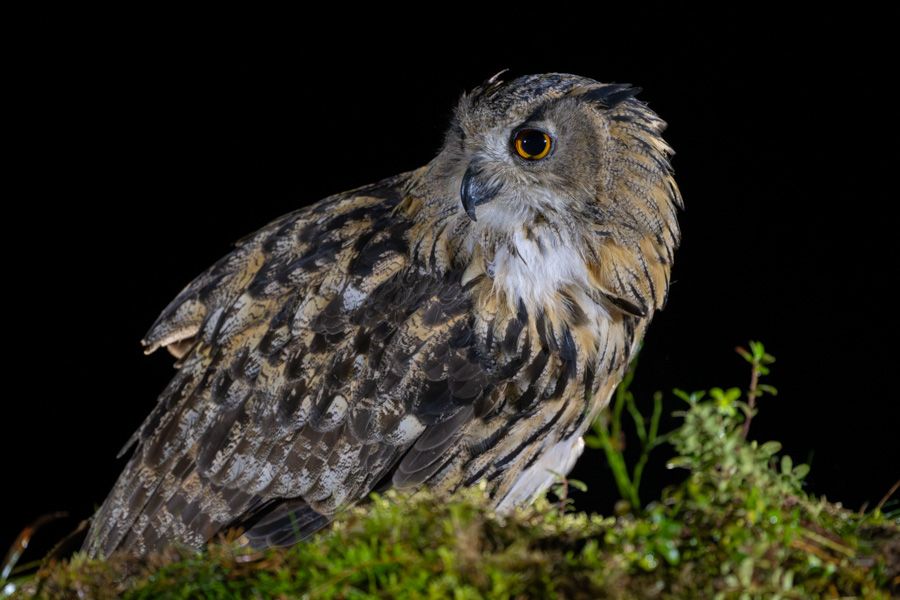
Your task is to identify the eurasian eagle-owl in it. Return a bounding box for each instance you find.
[83,72,682,557]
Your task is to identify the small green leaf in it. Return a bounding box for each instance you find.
[568,479,589,492]
[792,463,810,481]
[738,556,755,587]
[781,568,794,590]
[758,441,782,458]
[781,455,793,475]
[673,388,704,404]
[666,456,694,470]
[750,340,765,359]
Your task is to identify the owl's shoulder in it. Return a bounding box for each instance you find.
[142,170,422,359]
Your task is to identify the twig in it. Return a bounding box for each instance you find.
[558,474,569,518]
[789,539,840,564]
[736,342,776,441]
[739,347,760,441]
[875,477,900,512]
[1,511,67,582]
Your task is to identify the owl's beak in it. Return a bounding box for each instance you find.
[460,161,502,222]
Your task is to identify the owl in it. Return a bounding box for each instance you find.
[83,73,681,557]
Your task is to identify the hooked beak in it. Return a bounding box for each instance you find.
[460,161,502,222]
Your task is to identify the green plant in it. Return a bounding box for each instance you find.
[585,352,670,512]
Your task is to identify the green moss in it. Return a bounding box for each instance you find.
[6,343,898,599]
[13,482,896,599]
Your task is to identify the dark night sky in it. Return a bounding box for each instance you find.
[6,12,896,561]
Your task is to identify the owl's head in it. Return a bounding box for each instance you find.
[415,73,682,320]
[442,73,680,235]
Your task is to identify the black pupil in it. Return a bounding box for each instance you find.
[519,130,547,157]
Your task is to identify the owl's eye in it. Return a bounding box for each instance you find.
[512,129,552,161]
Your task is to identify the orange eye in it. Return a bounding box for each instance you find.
[513,129,552,160]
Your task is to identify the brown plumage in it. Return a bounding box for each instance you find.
[83,73,682,557]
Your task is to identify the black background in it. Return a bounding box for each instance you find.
[6,10,897,561]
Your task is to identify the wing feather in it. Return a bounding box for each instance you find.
[83,172,518,555]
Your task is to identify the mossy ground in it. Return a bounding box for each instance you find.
[5,345,898,599]
[9,484,897,599]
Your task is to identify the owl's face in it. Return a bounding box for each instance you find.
[437,74,622,234]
